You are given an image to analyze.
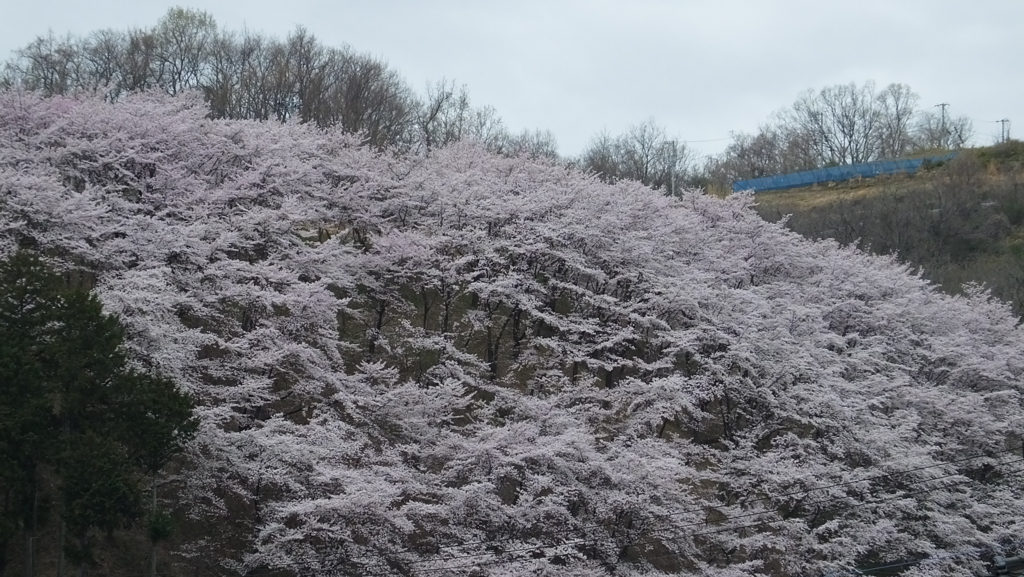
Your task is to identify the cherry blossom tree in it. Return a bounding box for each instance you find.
[1,90,1023,576]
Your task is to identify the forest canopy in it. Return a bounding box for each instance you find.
[0,89,1022,576]
[1,7,978,193]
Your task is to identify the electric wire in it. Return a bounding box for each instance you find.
[680,137,731,143]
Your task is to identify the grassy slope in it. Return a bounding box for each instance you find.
[748,141,1024,314]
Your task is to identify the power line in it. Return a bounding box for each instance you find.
[983,119,1013,143]
[680,137,732,143]
[935,103,950,148]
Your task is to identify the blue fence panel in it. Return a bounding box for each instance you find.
[732,153,956,193]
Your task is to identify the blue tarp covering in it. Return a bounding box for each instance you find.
[732,153,957,193]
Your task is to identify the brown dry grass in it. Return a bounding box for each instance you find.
[750,172,920,212]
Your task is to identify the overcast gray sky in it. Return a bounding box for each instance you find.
[2,0,1021,160]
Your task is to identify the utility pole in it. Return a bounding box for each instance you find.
[935,103,950,148]
[999,118,1011,143]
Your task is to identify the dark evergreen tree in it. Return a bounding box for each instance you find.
[0,250,196,575]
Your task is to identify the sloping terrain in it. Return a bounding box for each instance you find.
[753,147,1024,316]
[2,92,1024,576]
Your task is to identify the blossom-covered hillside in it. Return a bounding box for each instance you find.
[2,92,1023,577]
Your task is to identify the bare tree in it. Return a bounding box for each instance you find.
[119,28,159,93]
[77,30,127,99]
[6,32,83,95]
[328,48,417,148]
[914,109,974,149]
[579,120,693,192]
[151,7,217,95]
[707,80,961,191]
[203,30,241,119]
[464,105,508,151]
[1,8,516,153]
[875,83,919,158]
[948,115,976,148]
[580,131,620,181]
[412,79,556,157]
[499,128,559,160]
[786,81,881,165]
[618,120,668,185]
[704,126,792,189]
[417,78,472,150]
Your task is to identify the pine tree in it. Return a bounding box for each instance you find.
[0,250,197,575]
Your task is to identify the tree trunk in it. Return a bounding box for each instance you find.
[21,531,31,577]
[56,520,64,577]
[149,472,157,577]
[22,471,37,577]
